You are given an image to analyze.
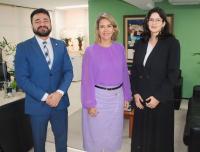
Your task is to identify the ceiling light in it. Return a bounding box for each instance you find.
[56,4,88,10]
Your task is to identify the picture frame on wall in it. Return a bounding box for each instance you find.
[123,14,174,61]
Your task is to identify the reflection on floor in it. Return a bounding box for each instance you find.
[29,143,85,152]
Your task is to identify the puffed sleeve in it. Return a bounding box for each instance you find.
[81,47,96,109]
[121,45,132,101]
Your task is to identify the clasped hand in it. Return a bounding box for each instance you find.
[46,92,62,107]
[134,94,159,109]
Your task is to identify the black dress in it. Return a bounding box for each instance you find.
[130,36,180,152]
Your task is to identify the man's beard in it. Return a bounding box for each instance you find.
[33,26,51,37]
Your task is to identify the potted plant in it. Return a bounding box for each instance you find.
[0,37,16,72]
[0,37,16,87]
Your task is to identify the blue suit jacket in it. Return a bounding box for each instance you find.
[15,37,73,115]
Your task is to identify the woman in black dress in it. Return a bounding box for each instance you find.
[131,7,180,152]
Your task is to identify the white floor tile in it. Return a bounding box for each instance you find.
[29,143,86,152]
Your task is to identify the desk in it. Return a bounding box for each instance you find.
[124,110,134,138]
[0,92,33,152]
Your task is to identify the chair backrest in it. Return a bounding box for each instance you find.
[192,85,200,101]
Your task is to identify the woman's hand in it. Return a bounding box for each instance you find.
[145,96,160,109]
[124,101,129,110]
[87,107,98,117]
[134,94,144,109]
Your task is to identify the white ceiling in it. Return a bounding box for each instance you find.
[123,0,155,10]
[0,0,199,10]
[123,0,200,10]
[0,0,88,10]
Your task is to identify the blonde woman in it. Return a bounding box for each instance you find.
[81,13,132,152]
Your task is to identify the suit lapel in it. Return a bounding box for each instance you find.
[139,42,148,66]
[50,38,59,70]
[30,37,50,69]
[144,40,160,68]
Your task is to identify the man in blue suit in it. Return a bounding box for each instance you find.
[15,8,73,152]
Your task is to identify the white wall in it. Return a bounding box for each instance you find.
[0,5,32,44]
[0,4,89,49]
[55,8,89,51]
[0,4,55,44]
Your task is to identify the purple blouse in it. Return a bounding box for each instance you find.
[81,42,132,108]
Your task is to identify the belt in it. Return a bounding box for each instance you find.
[95,83,123,91]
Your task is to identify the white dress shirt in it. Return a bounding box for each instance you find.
[143,43,153,66]
[35,36,54,69]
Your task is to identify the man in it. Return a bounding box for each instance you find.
[15,8,73,152]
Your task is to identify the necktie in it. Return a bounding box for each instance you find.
[42,41,51,68]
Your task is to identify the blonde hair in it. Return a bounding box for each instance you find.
[95,12,119,43]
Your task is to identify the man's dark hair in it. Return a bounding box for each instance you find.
[30,8,50,23]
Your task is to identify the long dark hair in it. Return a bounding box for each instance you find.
[142,7,173,42]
